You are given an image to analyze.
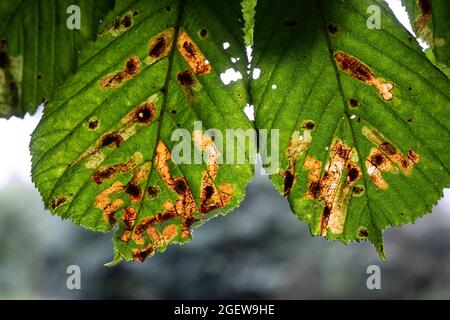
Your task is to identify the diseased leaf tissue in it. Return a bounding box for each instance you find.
[0,0,447,264]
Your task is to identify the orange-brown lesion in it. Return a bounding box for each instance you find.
[95,181,125,224]
[334,52,393,101]
[178,30,212,75]
[153,140,200,238]
[146,28,175,63]
[363,126,420,187]
[192,131,234,215]
[303,140,362,236]
[283,129,313,196]
[99,56,141,90]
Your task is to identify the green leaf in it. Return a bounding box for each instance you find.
[401,0,450,72]
[241,0,257,46]
[0,0,114,118]
[252,0,450,259]
[31,0,254,263]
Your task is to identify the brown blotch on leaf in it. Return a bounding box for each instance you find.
[347,165,361,183]
[352,185,365,196]
[147,185,161,199]
[173,177,188,195]
[88,118,99,130]
[370,152,385,167]
[380,142,397,156]
[418,0,432,15]
[131,103,156,124]
[358,228,369,238]
[335,52,373,82]
[132,246,154,262]
[349,98,359,108]
[363,126,420,177]
[99,12,135,36]
[327,24,339,34]
[148,37,166,58]
[50,196,67,210]
[92,153,143,185]
[123,207,138,230]
[335,52,394,101]
[177,70,195,86]
[99,57,140,90]
[283,170,295,197]
[304,141,361,236]
[100,132,123,148]
[301,120,315,131]
[178,31,212,74]
[125,57,140,75]
[93,166,117,184]
[156,210,178,223]
[125,183,142,202]
[0,52,8,69]
[200,28,208,38]
[135,217,156,235]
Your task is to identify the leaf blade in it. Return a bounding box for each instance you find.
[253,0,450,258]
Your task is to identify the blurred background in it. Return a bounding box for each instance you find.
[0,0,449,299]
[1,108,449,300]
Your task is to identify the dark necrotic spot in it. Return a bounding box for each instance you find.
[122,15,132,28]
[371,153,384,167]
[156,210,177,223]
[352,185,365,196]
[358,228,369,237]
[166,5,171,11]
[184,216,199,229]
[334,143,350,159]
[173,178,188,195]
[335,52,373,82]
[283,171,295,196]
[88,118,99,130]
[37,74,43,80]
[171,109,177,114]
[327,24,339,34]
[418,0,432,15]
[177,70,195,86]
[133,103,156,124]
[100,132,123,148]
[308,181,321,198]
[125,57,140,75]
[133,246,153,262]
[200,28,208,38]
[204,185,214,199]
[322,205,331,219]
[407,117,413,123]
[93,167,116,184]
[126,183,142,201]
[51,196,67,210]
[347,167,360,182]
[301,120,315,130]
[107,211,117,225]
[133,11,139,16]
[283,19,297,28]
[147,185,161,199]
[349,98,359,108]
[0,51,9,68]
[380,142,396,155]
[148,36,166,58]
